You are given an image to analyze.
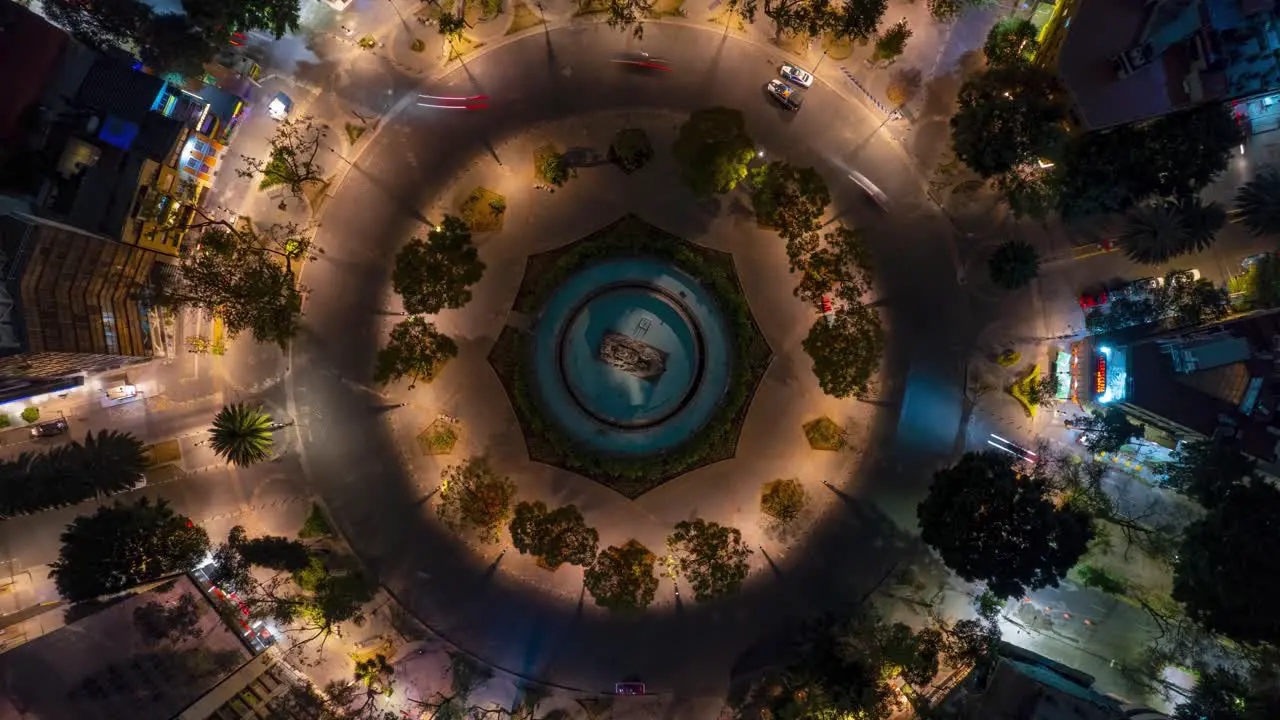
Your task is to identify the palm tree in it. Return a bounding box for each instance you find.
[76,430,146,495]
[1177,196,1226,253]
[987,239,1040,290]
[1234,167,1280,236]
[209,404,274,467]
[1118,202,1189,264]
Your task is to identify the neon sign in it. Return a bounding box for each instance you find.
[1095,355,1106,394]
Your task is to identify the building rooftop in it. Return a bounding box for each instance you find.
[1056,0,1280,129]
[0,0,69,144]
[1124,311,1280,462]
[0,575,252,720]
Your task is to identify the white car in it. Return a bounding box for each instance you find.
[779,64,813,88]
[267,92,293,121]
[848,171,889,210]
[1168,269,1202,286]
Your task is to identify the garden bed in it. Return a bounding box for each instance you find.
[489,215,773,498]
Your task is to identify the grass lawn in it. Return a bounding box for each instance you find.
[142,439,183,468]
[491,215,774,498]
[417,420,459,455]
[448,35,484,61]
[506,1,545,34]
[647,0,684,17]
[457,187,507,232]
[803,417,845,451]
[821,32,854,60]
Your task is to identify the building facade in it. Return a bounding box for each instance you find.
[1036,0,1280,131]
[0,212,158,381]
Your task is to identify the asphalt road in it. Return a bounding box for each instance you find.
[290,22,978,699]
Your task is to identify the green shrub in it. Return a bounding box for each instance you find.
[534,145,571,186]
[0,414,9,429]
[20,407,39,424]
[803,417,844,451]
[298,503,334,539]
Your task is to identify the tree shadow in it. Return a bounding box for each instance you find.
[562,147,609,168]
[758,546,785,580]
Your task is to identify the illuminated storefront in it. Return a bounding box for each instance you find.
[1095,345,1128,405]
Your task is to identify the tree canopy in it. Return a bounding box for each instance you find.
[435,457,516,543]
[987,239,1040,290]
[1074,408,1141,453]
[672,107,757,197]
[983,18,1038,67]
[802,302,884,399]
[240,116,327,198]
[209,403,275,467]
[50,498,210,602]
[391,215,485,315]
[164,221,307,350]
[1119,199,1225,265]
[184,0,303,40]
[917,451,1093,598]
[1174,482,1280,646]
[1234,167,1280,237]
[950,65,1068,178]
[793,226,874,307]
[508,501,599,568]
[583,541,659,611]
[666,519,752,601]
[373,317,457,389]
[44,0,213,78]
[0,431,146,517]
[749,161,831,242]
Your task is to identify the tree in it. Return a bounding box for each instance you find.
[50,498,210,602]
[209,403,275,467]
[826,0,888,46]
[435,457,516,542]
[1173,665,1280,720]
[604,0,654,37]
[164,221,307,349]
[749,161,831,241]
[987,239,1040,290]
[507,501,599,567]
[927,0,979,23]
[43,0,216,78]
[43,0,145,52]
[583,541,659,611]
[672,107,757,197]
[1174,482,1280,646]
[437,10,467,46]
[354,653,395,700]
[1162,275,1230,326]
[240,116,327,198]
[763,0,829,41]
[793,226,874,307]
[77,430,146,495]
[238,533,313,573]
[941,595,1003,670]
[885,66,923,107]
[1074,408,1141,453]
[138,13,217,79]
[19,407,38,424]
[983,17,1038,67]
[950,66,1068,178]
[872,19,911,63]
[1235,254,1280,309]
[802,303,884,399]
[391,215,485,315]
[1119,202,1204,265]
[374,318,457,389]
[608,128,654,173]
[183,0,303,40]
[667,519,753,601]
[719,0,759,32]
[1234,167,1280,237]
[133,592,205,645]
[917,451,1093,598]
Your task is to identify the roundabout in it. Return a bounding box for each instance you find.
[289,19,972,701]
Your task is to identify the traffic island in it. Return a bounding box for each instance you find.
[487,214,772,498]
[417,419,460,456]
[802,416,845,451]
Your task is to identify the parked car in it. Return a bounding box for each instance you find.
[1168,269,1202,286]
[267,92,293,121]
[615,682,646,696]
[1242,253,1279,271]
[1119,277,1163,298]
[29,419,68,438]
[766,79,803,111]
[1079,289,1109,309]
[779,63,814,88]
